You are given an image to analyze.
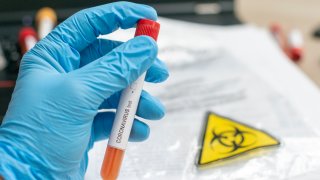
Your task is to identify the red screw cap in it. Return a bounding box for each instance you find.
[134,19,160,41]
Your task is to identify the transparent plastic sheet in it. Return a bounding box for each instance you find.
[86,18,320,179]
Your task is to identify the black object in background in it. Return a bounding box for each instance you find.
[313,26,320,38]
[0,0,239,122]
[0,0,239,25]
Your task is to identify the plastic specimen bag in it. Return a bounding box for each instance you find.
[86,18,320,179]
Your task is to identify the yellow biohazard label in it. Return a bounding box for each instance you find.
[198,112,280,166]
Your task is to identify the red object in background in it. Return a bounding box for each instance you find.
[289,48,302,62]
[18,27,38,55]
[270,23,303,63]
[0,81,15,88]
[287,29,303,62]
[270,23,290,55]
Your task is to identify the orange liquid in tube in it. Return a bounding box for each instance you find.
[101,146,124,179]
[100,19,160,180]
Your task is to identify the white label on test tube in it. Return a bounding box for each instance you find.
[25,35,37,51]
[108,72,146,150]
[38,17,55,39]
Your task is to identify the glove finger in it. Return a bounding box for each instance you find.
[28,39,81,73]
[93,112,150,142]
[146,58,169,83]
[72,36,158,105]
[80,38,169,83]
[46,2,157,51]
[100,90,165,120]
[80,39,122,67]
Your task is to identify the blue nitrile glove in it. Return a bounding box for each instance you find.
[0,2,169,179]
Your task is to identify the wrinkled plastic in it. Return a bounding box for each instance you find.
[87,18,320,179]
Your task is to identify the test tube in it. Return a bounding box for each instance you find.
[0,43,7,71]
[270,23,288,54]
[287,29,303,62]
[100,19,160,180]
[18,27,38,55]
[36,7,57,39]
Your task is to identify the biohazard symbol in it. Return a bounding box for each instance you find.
[210,126,257,153]
[198,112,280,166]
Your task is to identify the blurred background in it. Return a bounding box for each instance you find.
[0,0,238,121]
[3,1,320,179]
[1,0,320,121]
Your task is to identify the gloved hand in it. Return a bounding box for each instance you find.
[0,2,168,179]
